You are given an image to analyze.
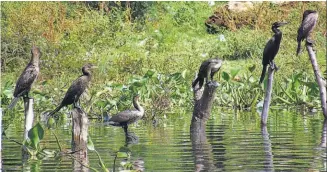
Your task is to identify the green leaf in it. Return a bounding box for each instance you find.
[117,151,129,158]
[144,69,156,78]
[222,71,230,81]
[28,123,44,149]
[87,135,95,151]
[248,64,256,73]
[230,68,241,79]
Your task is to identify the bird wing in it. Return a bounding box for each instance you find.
[109,110,135,123]
[301,13,318,37]
[14,64,39,97]
[262,37,275,63]
[61,75,88,104]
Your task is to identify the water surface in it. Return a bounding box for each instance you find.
[2,109,326,171]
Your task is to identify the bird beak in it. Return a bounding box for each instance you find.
[92,66,98,69]
[279,22,288,26]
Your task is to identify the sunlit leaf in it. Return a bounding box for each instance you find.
[230,68,241,79]
[117,151,129,158]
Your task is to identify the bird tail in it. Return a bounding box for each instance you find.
[192,77,199,88]
[259,65,267,84]
[7,97,19,110]
[48,105,63,117]
[296,41,302,56]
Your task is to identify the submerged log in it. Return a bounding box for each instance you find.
[71,108,89,172]
[261,66,275,125]
[305,41,327,118]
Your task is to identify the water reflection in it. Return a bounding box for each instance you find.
[190,120,216,171]
[320,119,326,148]
[261,125,274,171]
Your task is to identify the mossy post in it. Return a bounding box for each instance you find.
[71,108,89,172]
[261,66,275,125]
[305,41,327,118]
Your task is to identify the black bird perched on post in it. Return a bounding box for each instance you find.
[108,95,144,134]
[192,57,223,89]
[8,46,41,109]
[48,63,96,116]
[296,10,318,56]
[259,22,288,84]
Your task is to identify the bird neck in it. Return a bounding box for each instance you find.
[30,55,40,66]
[82,68,92,76]
[272,27,281,34]
[133,98,144,113]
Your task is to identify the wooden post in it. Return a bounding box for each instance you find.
[71,108,89,172]
[261,125,274,171]
[24,98,34,140]
[261,66,275,125]
[306,41,327,118]
[0,108,2,170]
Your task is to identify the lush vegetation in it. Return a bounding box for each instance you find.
[1,2,326,119]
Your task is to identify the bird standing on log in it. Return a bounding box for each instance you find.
[8,46,41,109]
[259,22,288,84]
[192,57,223,89]
[48,63,96,116]
[296,10,318,56]
[108,95,144,134]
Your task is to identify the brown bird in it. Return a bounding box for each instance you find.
[48,63,96,116]
[296,10,318,56]
[192,57,223,89]
[8,46,41,109]
[108,95,144,134]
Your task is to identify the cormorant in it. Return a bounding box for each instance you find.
[259,22,288,84]
[48,63,96,116]
[8,46,41,109]
[108,95,144,134]
[192,57,223,89]
[296,10,318,56]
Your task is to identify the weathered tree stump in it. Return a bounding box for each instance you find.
[190,78,219,171]
[261,66,275,126]
[71,108,89,172]
[305,41,327,118]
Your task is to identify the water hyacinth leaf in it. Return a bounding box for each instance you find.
[230,68,241,79]
[28,123,44,149]
[87,135,95,151]
[117,151,129,158]
[222,71,230,81]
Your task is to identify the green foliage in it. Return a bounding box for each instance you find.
[1,2,325,116]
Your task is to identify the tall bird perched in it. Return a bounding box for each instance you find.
[259,22,288,84]
[48,63,96,116]
[296,10,318,56]
[108,95,144,134]
[192,57,223,89]
[8,46,41,109]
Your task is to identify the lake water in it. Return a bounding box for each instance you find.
[2,109,326,171]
